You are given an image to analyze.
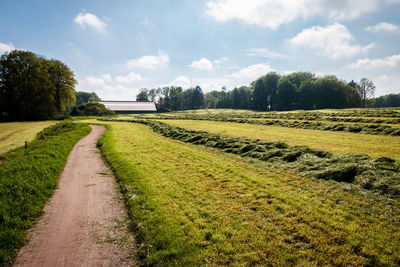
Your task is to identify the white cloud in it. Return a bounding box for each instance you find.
[0,42,15,54]
[115,72,142,83]
[78,73,143,100]
[213,57,228,65]
[167,76,192,88]
[365,22,400,33]
[84,76,106,86]
[194,77,233,91]
[205,0,393,29]
[189,58,214,70]
[289,23,374,59]
[101,74,112,83]
[375,74,400,96]
[348,54,400,68]
[228,63,273,79]
[166,76,232,92]
[246,48,288,59]
[74,12,107,33]
[126,50,169,69]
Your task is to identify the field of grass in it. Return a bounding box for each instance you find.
[161,120,400,160]
[0,122,91,265]
[97,120,400,265]
[0,121,57,154]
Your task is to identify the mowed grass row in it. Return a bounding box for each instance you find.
[162,120,400,161]
[98,121,400,266]
[0,121,57,154]
[0,122,91,265]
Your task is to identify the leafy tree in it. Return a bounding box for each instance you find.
[0,50,56,120]
[148,88,157,102]
[46,59,76,113]
[231,86,251,109]
[251,72,280,110]
[263,72,280,110]
[358,78,376,108]
[276,77,297,110]
[252,78,267,110]
[168,86,184,110]
[286,72,314,88]
[136,88,149,101]
[76,91,101,105]
[191,86,204,109]
[314,76,348,109]
[298,79,316,110]
[0,50,78,121]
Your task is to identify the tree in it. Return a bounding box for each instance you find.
[298,79,316,110]
[191,86,204,109]
[46,59,76,113]
[0,50,56,120]
[168,86,184,110]
[251,72,280,111]
[136,88,149,101]
[252,78,267,110]
[358,78,376,108]
[276,77,297,111]
[76,91,101,105]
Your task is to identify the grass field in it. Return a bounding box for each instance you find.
[161,119,400,160]
[97,120,400,265]
[0,121,57,154]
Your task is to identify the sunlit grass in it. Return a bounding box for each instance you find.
[0,122,91,264]
[0,121,57,154]
[97,121,400,265]
[162,120,400,160]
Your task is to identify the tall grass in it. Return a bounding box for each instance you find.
[0,122,91,265]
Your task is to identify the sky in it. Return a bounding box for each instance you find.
[1,0,399,100]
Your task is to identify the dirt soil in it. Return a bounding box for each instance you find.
[14,125,137,266]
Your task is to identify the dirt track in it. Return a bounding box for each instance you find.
[14,125,137,266]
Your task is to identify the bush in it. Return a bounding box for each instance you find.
[70,102,114,116]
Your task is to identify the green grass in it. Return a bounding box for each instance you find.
[0,121,58,155]
[0,122,91,265]
[163,120,400,160]
[97,121,400,266]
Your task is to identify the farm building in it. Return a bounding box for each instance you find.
[98,101,157,114]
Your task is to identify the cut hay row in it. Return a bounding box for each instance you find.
[101,119,400,199]
[96,120,400,266]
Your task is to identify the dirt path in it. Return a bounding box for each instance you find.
[14,125,137,266]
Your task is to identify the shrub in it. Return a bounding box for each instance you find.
[70,102,114,116]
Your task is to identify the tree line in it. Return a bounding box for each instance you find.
[372,93,400,108]
[136,86,204,111]
[138,72,381,111]
[205,72,376,111]
[0,50,77,121]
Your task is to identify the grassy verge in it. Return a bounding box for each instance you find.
[97,121,400,266]
[163,119,400,160]
[0,121,57,154]
[0,122,91,265]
